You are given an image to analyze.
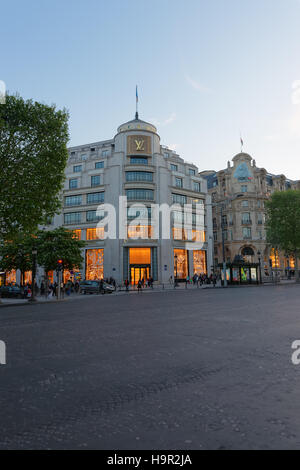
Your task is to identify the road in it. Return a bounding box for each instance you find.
[0,285,300,449]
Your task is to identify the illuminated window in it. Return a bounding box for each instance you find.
[127,225,153,239]
[86,249,104,280]
[63,269,80,283]
[172,228,205,242]
[270,248,280,268]
[129,248,151,265]
[193,250,207,274]
[72,229,81,240]
[5,270,16,285]
[192,230,206,242]
[24,271,32,285]
[174,249,188,279]
[86,228,105,240]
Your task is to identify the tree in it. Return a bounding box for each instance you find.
[36,228,85,277]
[0,94,69,239]
[265,190,300,282]
[0,233,35,286]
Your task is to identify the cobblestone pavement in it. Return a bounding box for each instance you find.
[1,285,300,449]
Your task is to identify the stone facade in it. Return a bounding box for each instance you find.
[42,115,213,285]
[200,153,300,277]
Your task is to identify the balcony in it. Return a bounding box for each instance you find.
[242,219,252,225]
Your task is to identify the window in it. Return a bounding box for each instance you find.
[87,192,105,204]
[69,179,78,189]
[257,200,261,208]
[171,164,178,172]
[172,193,187,205]
[91,175,101,187]
[64,212,81,224]
[102,150,109,157]
[73,165,82,173]
[193,181,201,192]
[175,177,183,188]
[242,200,249,207]
[86,228,105,240]
[164,152,169,158]
[90,147,95,152]
[86,248,104,280]
[95,161,104,169]
[127,206,151,219]
[81,154,87,161]
[86,210,104,222]
[243,227,252,239]
[70,151,75,156]
[65,195,82,206]
[242,213,251,224]
[130,156,148,165]
[257,214,263,225]
[241,185,248,193]
[72,229,81,240]
[126,171,153,182]
[189,169,196,176]
[127,226,153,239]
[213,232,217,241]
[126,189,154,201]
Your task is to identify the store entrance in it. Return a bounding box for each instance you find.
[130,265,151,285]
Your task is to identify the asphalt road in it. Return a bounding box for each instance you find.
[1,285,300,450]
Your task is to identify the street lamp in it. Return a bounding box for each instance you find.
[29,248,37,302]
[257,250,262,284]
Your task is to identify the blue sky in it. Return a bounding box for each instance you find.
[2,0,300,178]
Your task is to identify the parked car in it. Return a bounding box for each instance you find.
[0,285,23,299]
[79,280,114,295]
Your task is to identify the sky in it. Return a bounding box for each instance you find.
[1,0,300,178]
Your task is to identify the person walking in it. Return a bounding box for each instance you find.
[137,279,142,293]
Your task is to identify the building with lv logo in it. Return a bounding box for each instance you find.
[41,114,213,286]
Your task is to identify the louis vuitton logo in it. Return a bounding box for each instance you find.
[135,139,145,151]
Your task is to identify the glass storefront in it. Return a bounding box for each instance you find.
[5,270,16,285]
[86,249,104,280]
[174,249,188,280]
[193,250,207,275]
[129,248,151,284]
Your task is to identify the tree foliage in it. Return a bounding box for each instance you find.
[0,94,69,239]
[0,233,35,284]
[266,190,300,278]
[0,228,85,282]
[36,228,85,274]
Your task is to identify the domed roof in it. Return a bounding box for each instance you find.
[232,152,252,162]
[117,116,157,134]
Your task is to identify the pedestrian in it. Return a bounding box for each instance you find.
[137,279,142,293]
[124,279,129,292]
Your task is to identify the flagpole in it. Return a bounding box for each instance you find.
[135,85,139,120]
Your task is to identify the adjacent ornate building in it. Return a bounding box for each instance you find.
[201,152,300,278]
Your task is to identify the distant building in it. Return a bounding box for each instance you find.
[200,152,300,279]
